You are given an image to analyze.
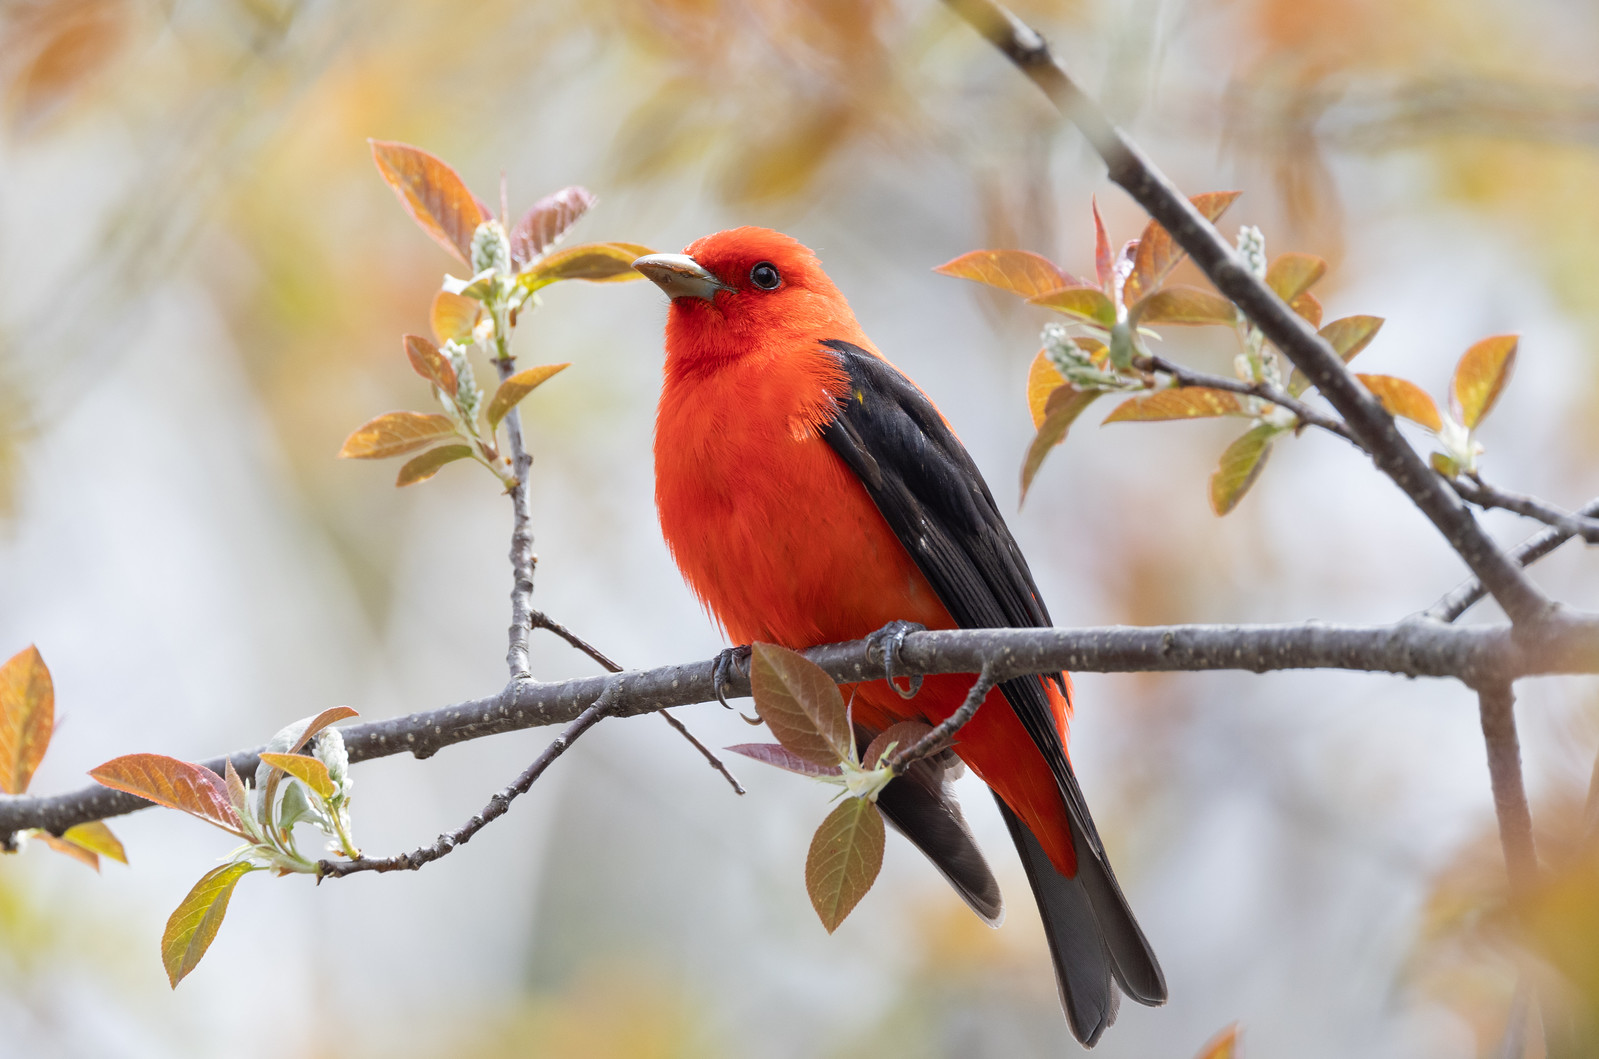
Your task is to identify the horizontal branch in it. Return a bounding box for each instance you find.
[8,614,1599,843]
[1135,353,1362,447]
[1427,495,1599,622]
[1453,477,1599,543]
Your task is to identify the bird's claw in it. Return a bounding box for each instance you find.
[867,620,925,699]
[712,644,753,710]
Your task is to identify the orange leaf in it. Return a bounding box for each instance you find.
[258,752,335,800]
[61,820,126,865]
[1021,385,1101,501]
[338,412,457,460]
[1028,287,1116,328]
[288,706,359,754]
[1288,315,1384,396]
[429,290,481,346]
[509,185,596,268]
[38,832,100,871]
[0,645,53,795]
[89,754,246,837]
[403,334,457,397]
[1210,424,1279,515]
[396,445,474,487]
[1131,285,1236,327]
[1104,388,1244,423]
[1289,290,1323,329]
[1357,374,1442,431]
[369,140,487,265]
[933,249,1079,300]
[1193,1024,1240,1059]
[1124,191,1241,305]
[1265,252,1327,302]
[486,363,570,430]
[1026,350,1068,429]
[1451,334,1518,429]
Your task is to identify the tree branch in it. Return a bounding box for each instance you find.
[12,615,1599,843]
[317,682,620,879]
[941,0,1553,628]
[1135,353,1363,448]
[1424,496,1599,623]
[1452,477,1599,543]
[495,354,538,680]
[1477,682,1539,902]
[888,664,997,770]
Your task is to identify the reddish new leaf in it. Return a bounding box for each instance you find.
[338,412,457,460]
[396,444,474,487]
[862,721,934,769]
[163,862,255,988]
[403,334,458,397]
[509,185,597,268]
[1104,388,1244,423]
[1357,374,1442,431]
[486,363,570,431]
[724,743,842,778]
[749,643,851,768]
[288,706,359,754]
[90,755,246,837]
[1092,197,1114,293]
[1131,285,1236,327]
[1028,287,1116,328]
[369,140,486,265]
[1123,191,1241,305]
[1265,252,1327,302]
[933,249,1079,300]
[1451,334,1518,429]
[1210,424,1280,515]
[0,644,53,795]
[430,290,481,346]
[806,797,885,933]
[1021,384,1102,502]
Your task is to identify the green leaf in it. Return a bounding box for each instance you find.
[1451,334,1518,429]
[1265,252,1327,302]
[1123,190,1241,305]
[1104,388,1244,423]
[1020,385,1101,502]
[338,412,457,460]
[403,334,458,397]
[486,363,570,430]
[1288,315,1385,396]
[748,643,852,767]
[1027,287,1116,328]
[805,797,885,933]
[163,863,256,988]
[396,444,474,487]
[933,249,1080,300]
[89,754,247,838]
[724,743,842,778]
[60,821,126,865]
[0,644,53,795]
[1357,374,1442,431]
[369,140,486,265]
[258,752,335,801]
[517,242,654,291]
[1210,424,1281,515]
[1431,451,1462,478]
[1130,285,1236,327]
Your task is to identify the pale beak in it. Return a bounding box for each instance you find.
[633,253,729,302]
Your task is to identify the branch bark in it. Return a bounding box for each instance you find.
[1425,495,1599,622]
[495,352,537,680]
[1135,353,1362,447]
[1453,477,1599,544]
[1477,682,1539,902]
[941,0,1553,629]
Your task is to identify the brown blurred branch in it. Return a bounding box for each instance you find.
[941,0,1553,629]
[1477,683,1539,901]
[1426,496,1599,623]
[11,615,1599,844]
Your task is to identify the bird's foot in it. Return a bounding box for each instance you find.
[866,620,926,700]
[712,644,753,711]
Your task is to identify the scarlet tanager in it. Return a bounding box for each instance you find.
[635,228,1165,1046]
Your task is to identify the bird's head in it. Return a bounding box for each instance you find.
[634,227,865,368]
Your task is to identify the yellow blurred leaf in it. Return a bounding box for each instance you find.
[1028,287,1116,328]
[396,444,474,487]
[89,754,246,838]
[806,797,884,934]
[1131,285,1237,326]
[430,290,481,347]
[338,412,457,460]
[60,820,125,864]
[369,140,487,265]
[1288,315,1385,396]
[1104,388,1244,423]
[1358,374,1442,431]
[1451,334,1518,429]
[1194,1023,1240,1059]
[1211,424,1280,515]
[257,752,334,800]
[934,249,1079,300]
[1026,350,1068,428]
[509,185,596,268]
[403,334,457,397]
[749,643,851,768]
[1430,452,1462,478]
[1124,191,1241,305]
[519,242,654,289]
[163,862,255,988]
[486,363,570,431]
[1020,385,1101,501]
[1265,252,1327,302]
[0,644,52,795]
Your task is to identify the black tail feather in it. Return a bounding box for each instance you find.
[876,748,1004,925]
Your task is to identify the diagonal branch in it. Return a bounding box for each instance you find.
[1425,495,1599,623]
[941,0,1552,628]
[1451,477,1599,543]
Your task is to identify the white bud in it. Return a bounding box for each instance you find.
[471,220,511,275]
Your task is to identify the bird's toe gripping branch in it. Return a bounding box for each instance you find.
[867,620,927,700]
[712,644,753,711]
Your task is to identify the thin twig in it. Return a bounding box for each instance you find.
[495,353,537,680]
[317,683,620,878]
[1135,353,1364,447]
[942,0,1553,628]
[886,664,998,771]
[1425,496,1599,622]
[1477,682,1539,903]
[530,612,743,794]
[1452,477,1599,543]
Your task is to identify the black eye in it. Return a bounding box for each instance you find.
[750,261,781,290]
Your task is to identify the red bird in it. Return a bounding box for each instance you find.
[636,228,1165,1046]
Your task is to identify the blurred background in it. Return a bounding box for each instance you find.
[2,0,1598,1055]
